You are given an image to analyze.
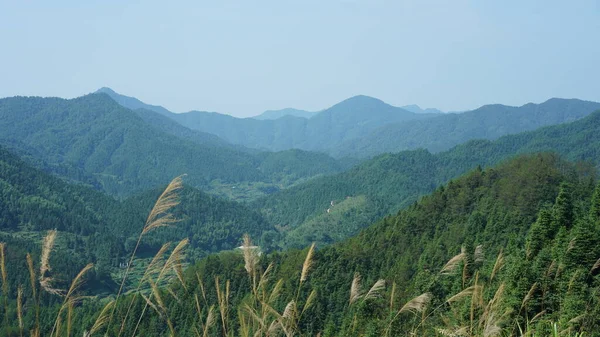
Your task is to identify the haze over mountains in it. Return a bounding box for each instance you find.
[97,87,600,159]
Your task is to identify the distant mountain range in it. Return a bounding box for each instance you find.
[0,94,346,198]
[256,108,600,248]
[400,104,445,114]
[97,88,600,159]
[253,108,319,120]
[332,98,600,157]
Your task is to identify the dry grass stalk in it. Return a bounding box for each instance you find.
[436,326,468,337]
[447,286,480,304]
[17,285,24,337]
[108,176,183,334]
[520,282,538,311]
[474,245,484,264]
[349,272,362,304]
[143,175,184,235]
[67,300,73,337]
[590,257,600,274]
[363,279,386,302]
[490,250,504,282]
[50,263,94,337]
[88,300,115,336]
[301,289,317,316]
[530,310,546,324]
[399,293,432,314]
[0,242,7,328]
[300,243,315,283]
[39,230,62,295]
[269,279,284,305]
[203,305,216,337]
[441,251,465,275]
[390,281,396,311]
[215,276,230,336]
[242,234,260,276]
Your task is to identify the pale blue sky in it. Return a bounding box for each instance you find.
[1,1,599,117]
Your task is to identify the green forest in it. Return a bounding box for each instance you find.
[0,93,599,336]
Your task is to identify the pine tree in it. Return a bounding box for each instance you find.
[553,182,574,230]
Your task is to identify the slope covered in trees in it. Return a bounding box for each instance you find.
[333,98,600,158]
[0,94,346,198]
[0,145,276,296]
[72,154,600,337]
[257,109,600,248]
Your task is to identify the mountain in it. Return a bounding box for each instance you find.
[257,109,600,248]
[400,104,445,114]
[95,87,173,117]
[253,108,319,120]
[99,88,434,153]
[334,98,600,158]
[122,154,600,336]
[0,144,276,294]
[0,94,345,198]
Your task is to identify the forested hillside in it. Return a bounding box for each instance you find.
[57,154,600,337]
[0,94,346,199]
[258,110,600,248]
[333,98,600,158]
[0,146,276,298]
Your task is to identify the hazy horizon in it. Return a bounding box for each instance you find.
[1,1,599,117]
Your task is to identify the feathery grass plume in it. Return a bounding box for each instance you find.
[215,276,230,337]
[27,253,39,334]
[440,250,465,275]
[398,293,432,314]
[203,305,216,337]
[108,176,183,334]
[447,285,479,304]
[0,242,8,328]
[349,272,362,304]
[17,285,24,337]
[238,307,250,337]
[590,257,600,274]
[490,250,504,282]
[67,300,73,337]
[39,230,62,295]
[386,293,432,336]
[363,279,386,302]
[269,279,284,305]
[482,311,502,337]
[159,238,189,281]
[142,175,184,235]
[141,242,172,283]
[300,243,315,283]
[87,300,114,336]
[241,234,260,276]
[474,245,484,264]
[567,237,577,252]
[26,253,37,297]
[520,282,538,311]
[390,281,396,311]
[141,293,161,318]
[196,272,208,304]
[151,279,175,335]
[257,263,274,298]
[301,289,317,316]
[546,260,557,278]
[50,263,94,337]
[529,310,546,324]
[117,242,173,337]
[282,300,298,334]
[436,327,468,337]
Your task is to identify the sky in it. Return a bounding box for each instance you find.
[0,1,599,117]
